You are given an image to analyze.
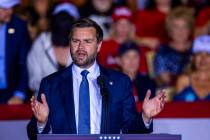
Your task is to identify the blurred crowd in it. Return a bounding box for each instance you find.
[0,0,210,105]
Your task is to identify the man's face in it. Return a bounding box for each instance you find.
[119,50,140,74]
[70,27,102,68]
[0,7,13,23]
[169,18,190,45]
[195,52,210,71]
[115,19,132,38]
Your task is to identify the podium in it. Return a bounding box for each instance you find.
[38,134,181,140]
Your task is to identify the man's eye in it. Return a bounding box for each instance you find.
[85,40,92,43]
[72,40,79,43]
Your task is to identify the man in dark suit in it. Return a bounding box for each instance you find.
[0,0,30,104]
[27,18,166,139]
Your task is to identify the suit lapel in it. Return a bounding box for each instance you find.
[99,66,110,134]
[60,65,77,133]
[6,20,15,75]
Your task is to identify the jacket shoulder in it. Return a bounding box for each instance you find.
[102,67,131,83]
[42,66,72,84]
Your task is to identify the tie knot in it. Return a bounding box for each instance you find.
[81,70,89,77]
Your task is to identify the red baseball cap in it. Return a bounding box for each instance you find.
[112,7,133,22]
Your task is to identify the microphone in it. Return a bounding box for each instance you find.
[97,75,109,134]
[97,75,108,98]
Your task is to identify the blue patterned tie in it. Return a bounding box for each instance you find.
[78,70,90,134]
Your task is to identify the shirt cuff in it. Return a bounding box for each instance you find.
[142,113,152,129]
[14,90,26,100]
[37,121,47,133]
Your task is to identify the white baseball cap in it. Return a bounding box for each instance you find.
[53,3,80,19]
[193,35,210,54]
[0,0,20,9]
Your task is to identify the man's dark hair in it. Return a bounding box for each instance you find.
[118,41,140,57]
[51,11,75,47]
[69,18,103,43]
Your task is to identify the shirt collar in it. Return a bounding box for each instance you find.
[0,23,6,31]
[72,61,100,79]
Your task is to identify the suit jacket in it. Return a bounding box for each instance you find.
[27,64,152,139]
[133,74,156,101]
[0,15,30,102]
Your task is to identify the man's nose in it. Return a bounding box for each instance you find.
[78,41,85,49]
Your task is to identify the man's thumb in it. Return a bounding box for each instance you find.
[144,89,151,101]
[41,93,47,105]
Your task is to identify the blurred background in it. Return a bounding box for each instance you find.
[0,0,210,139]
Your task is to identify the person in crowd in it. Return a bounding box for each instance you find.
[134,0,181,49]
[97,6,148,72]
[174,35,210,101]
[113,0,143,12]
[154,7,193,90]
[68,0,88,18]
[88,0,114,39]
[27,18,166,139]
[180,0,199,8]
[25,0,52,40]
[27,3,78,95]
[117,41,157,102]
[0,0,31,104]
[195,6,210,37]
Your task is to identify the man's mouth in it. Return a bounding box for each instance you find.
[76,51,87,59]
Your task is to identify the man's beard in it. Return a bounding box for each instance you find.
[71,50,97,68]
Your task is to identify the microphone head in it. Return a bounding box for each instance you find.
[97,75,108,98]
[97,75,105,88]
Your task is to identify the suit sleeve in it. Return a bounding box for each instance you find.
[121,76,153,134]
[27,78,51,140]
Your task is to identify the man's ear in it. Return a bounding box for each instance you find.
[97,41,103,53]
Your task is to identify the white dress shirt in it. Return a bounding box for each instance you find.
[72,61,102,134]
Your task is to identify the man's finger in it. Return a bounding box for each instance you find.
[31,96,36,109]
[34,100,39,112]
[31,101,34,108]
[162,94,167,102]
[31,101,35,113]
[41,93,47,105]
[30,96,34,101]
[31,96,35,104]
[159,95,166,111]
[157,90,166,99]
[159,92,166,100]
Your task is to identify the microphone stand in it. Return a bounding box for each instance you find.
[97,76,109,134]
[103,89,108,134]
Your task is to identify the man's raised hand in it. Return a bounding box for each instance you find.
[31,93,49,125]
